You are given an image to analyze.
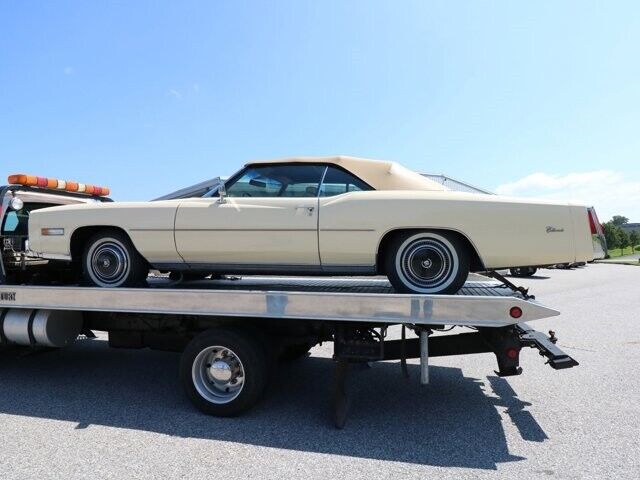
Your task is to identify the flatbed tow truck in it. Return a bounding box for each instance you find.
[0,273,578,427]
[0,176,579,428]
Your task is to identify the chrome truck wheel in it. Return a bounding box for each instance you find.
[83,230,148,288]
[385,231,470,294]
[180,328,270,416]
[192,346,246,404]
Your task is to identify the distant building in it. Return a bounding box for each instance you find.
[621,223,640,234]
[421,174,493,195]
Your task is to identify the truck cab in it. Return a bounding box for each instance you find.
[0,174,111,282]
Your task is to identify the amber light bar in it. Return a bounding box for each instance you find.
[7,174,110,197]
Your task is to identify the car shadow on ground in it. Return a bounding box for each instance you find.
[0,339,548,470]
[506,275,551,280]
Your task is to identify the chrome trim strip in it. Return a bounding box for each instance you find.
[172,228,317,232]
[133,228,375,232]
[152,262,323,273]
[150,262,376,275]
[321,265,376,274]
[321,228,376,232]
[317,166,329,198]
[34,252,72,261]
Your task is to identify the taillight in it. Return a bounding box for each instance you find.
[588,210,597,234]
[509,306,523,319]
[587,208,602,235]
[506,347,519,359]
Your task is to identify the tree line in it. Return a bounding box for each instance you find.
[603,215,639,251]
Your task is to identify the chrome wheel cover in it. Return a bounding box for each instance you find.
[87,238,131,287]
[192,346,245,405]
[395,233,459,293]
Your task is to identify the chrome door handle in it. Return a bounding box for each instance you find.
[295,205,315,215]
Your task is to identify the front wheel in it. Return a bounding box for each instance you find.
[82,230,148,287]
[385,231,470,294]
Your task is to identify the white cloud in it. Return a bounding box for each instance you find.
[495,170,640,222]
[63,66,74,75]
[168,89,182,100]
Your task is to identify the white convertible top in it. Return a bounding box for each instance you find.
[246,155,447,192]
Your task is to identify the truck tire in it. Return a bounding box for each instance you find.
[180,328,270,417]
[82,230,148,288]
[385,231,470,294]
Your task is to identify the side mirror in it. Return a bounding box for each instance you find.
[217,183,227,204]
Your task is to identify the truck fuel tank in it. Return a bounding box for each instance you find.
[1,308,82,348]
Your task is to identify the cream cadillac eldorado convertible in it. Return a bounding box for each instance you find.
[26,156,598,293]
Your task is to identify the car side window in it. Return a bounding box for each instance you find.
[225,165,325,198]
[319,166,373,197]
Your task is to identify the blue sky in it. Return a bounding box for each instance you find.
[2,1,639,220]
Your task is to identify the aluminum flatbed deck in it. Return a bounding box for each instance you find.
[0,276,558,328]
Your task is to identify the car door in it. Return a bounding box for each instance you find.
[317,165,377,268]
[174,164,325,268]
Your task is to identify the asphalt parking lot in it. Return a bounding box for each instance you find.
[0,263,638,479]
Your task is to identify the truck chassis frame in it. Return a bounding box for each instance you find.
[0,276,578,428]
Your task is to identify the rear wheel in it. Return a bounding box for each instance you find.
[385,231,470,294]
[82,230,148,287]
[180,328,270,416]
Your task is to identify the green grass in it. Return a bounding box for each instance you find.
[607,245,640,257]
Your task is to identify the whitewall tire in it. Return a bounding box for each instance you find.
[385,231,470,294]
[82,230,148,288]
